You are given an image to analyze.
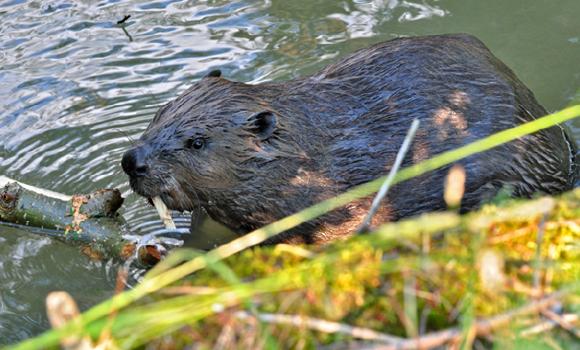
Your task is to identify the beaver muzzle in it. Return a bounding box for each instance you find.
[122,146,179,228]
[121,146,149,179]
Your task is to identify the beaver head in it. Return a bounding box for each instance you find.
[121,71,324,234]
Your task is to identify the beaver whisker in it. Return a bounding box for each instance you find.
[186,188,203,229]
[117,128,136,146]
[154,173,205,215]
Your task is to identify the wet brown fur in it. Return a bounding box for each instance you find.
[122,34,577,244]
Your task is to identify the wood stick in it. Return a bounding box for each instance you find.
[0,176,161,264]
[521,313,578,337]
[540,309,580,337]
[234,311,407,345]
[358,119,420,233]
[46,291,94,350]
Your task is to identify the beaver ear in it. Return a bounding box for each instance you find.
[205,69,222,78]
[248,111,276,140]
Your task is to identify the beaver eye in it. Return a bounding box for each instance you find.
[186,138,205,150]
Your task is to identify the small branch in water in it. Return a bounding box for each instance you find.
[121,27,133,42]
[117,15,131,25]
[357,119,420,233]
[116,15,133,42]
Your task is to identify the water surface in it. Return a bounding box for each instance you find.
[1,0,579,343]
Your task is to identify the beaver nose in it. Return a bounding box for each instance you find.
[121,147,149,178]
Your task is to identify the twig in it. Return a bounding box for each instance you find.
[116,15,131,25]
[540,309,580,338]
[234,311,407,345]
[521,313,578,337]
[121,27,133,42]
[236,290,573,349]
[386,289,415,340]
[533,215,547,296]
[359,290,570,350]
[213,313,236,350]
[358,119,420,233]
[419,306,432,336]
[403,271,418,337]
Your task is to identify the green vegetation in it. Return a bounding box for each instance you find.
[7,105,580,349]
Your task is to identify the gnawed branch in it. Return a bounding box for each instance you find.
[0,176,164,264]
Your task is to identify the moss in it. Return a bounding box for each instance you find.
[143,190,579,348]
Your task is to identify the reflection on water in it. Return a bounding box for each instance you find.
[0,228,120,343]
[0,0,579,343]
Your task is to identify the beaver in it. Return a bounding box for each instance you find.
[121,34,577,244]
